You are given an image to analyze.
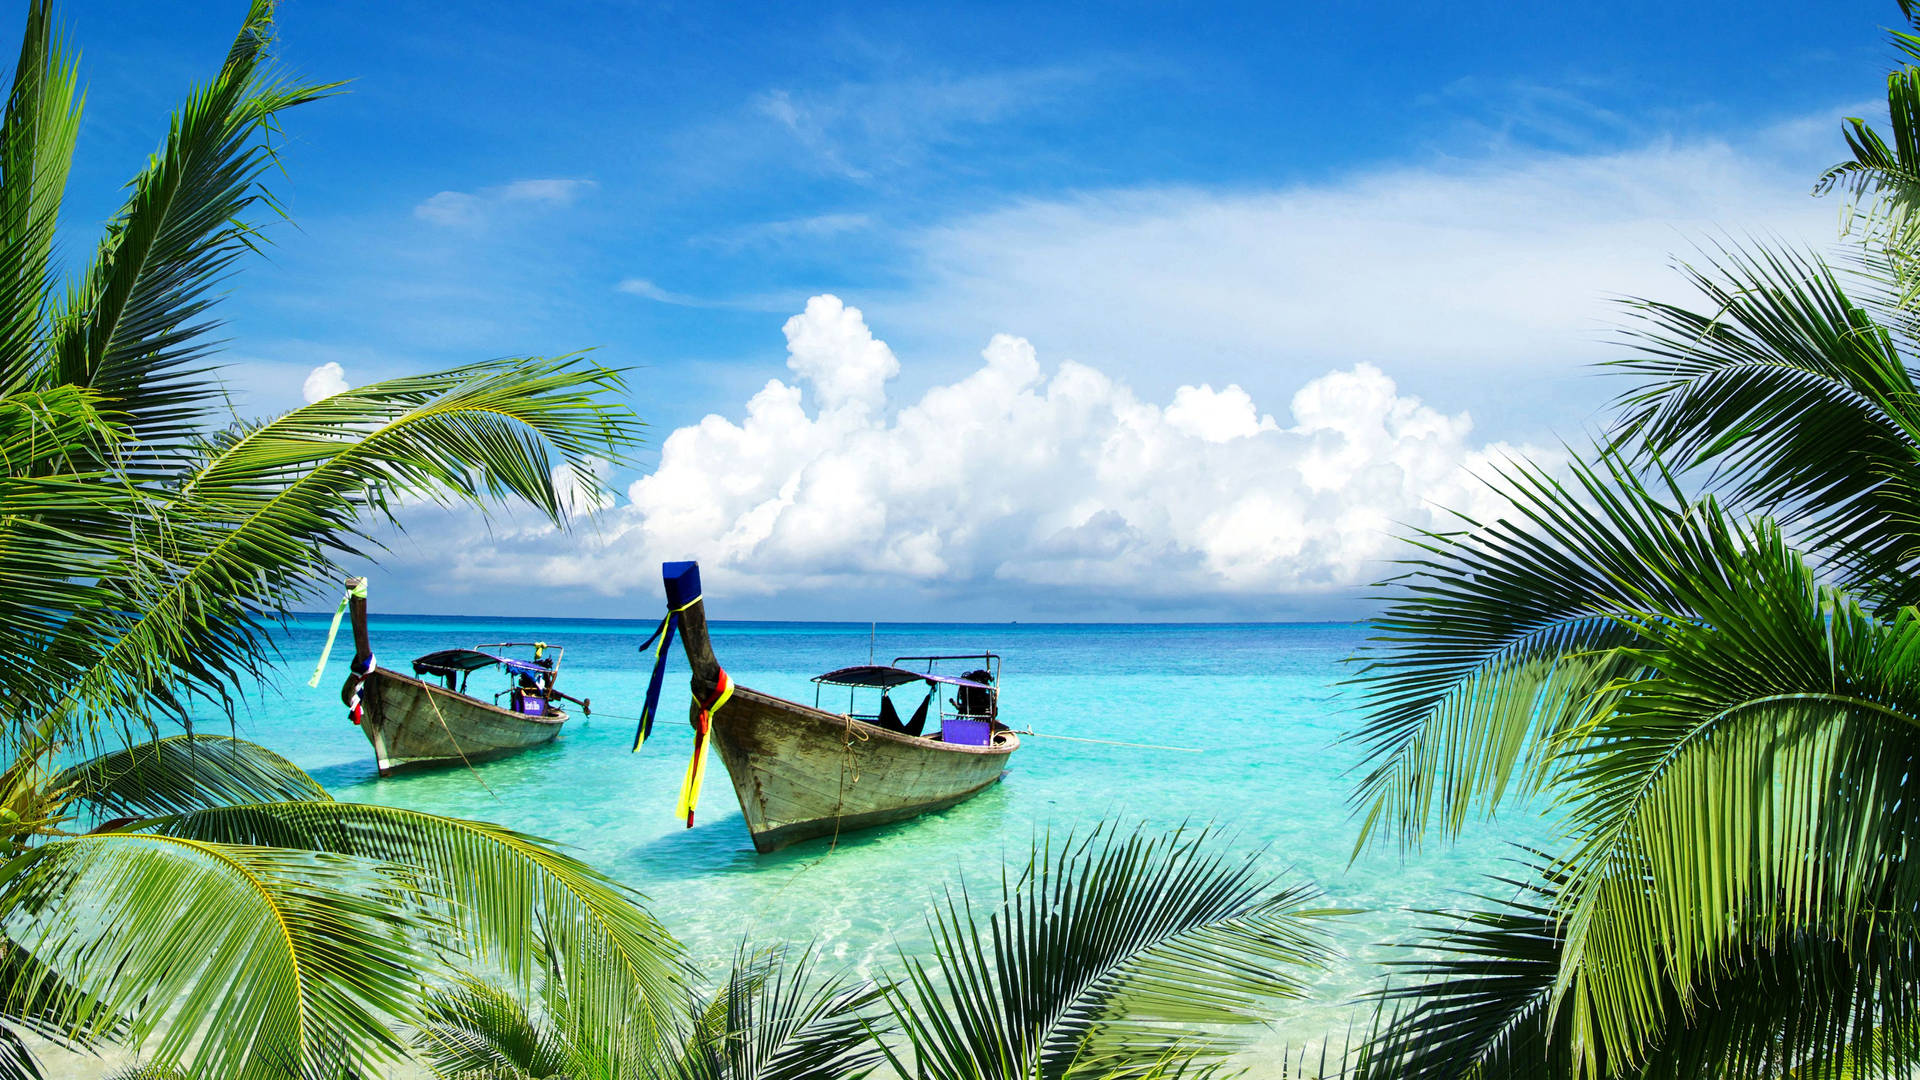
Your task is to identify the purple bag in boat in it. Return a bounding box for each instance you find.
[942,717,993,746]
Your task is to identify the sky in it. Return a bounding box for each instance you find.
[36,0,1898,619]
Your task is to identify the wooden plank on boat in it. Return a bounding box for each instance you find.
[663,559,1018,852]
[361,669,566,774]
[710,685,1015,851]
[340,577,568,776]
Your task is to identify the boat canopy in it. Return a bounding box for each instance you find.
[812,664,993,691]
[412,648,550,679]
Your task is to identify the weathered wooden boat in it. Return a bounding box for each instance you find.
[332,578,581,775]
[638,560,1017,852]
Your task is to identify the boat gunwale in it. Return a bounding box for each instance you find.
[728,683,1018,757]
[372,667,571,728]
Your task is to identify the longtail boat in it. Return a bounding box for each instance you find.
[635,560,1018,852]
[329,578,582,775]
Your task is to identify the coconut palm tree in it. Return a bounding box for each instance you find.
[0,2,682,1076]
[1342,7,1920,1076]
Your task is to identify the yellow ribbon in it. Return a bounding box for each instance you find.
[308,580,366,689]
[676,668,732,827]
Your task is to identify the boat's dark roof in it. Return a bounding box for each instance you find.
[813,664,993,691]
[412,648,550,678]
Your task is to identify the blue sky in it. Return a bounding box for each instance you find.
[38,1,1897,619]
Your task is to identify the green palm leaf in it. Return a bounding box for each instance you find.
[415,979,578,1080]
[886,826,1341,1080]
[1605,244,1920,604]
[45,356,639,746]
[141,801,688,1050]
[0,832,434,1078]
[0,0,80,397]
[0,387,143,731]
[673,946,887,1080]
[42,0,333,454]
[1543,523,1920,1072]
[1348,452,1714,853]
[416,946,884,1080]
[48,734,328,820]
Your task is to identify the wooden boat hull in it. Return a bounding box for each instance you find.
[710,685,1018,852]
[360,669,566,774]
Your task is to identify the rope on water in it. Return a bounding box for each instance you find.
[1013,729,1202,753]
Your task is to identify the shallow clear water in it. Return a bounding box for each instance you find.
[189,616,1551,1068]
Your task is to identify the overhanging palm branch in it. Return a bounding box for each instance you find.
[1814,2,1920,309]
[0,387,143,733]
[885,826,1341,1080]
[0,0,79,399]
[415,979,578,1080]
[1541,523,1920,1073]
[1323,864,1915,1080]
[0,832,436,1078]
[41,0,333,456]
[47,734,327,820]
[672,945,887,1080]
[1347,452,1719,854]
[139,801,688,1050]
[1604,243,1920,605]
[42,356,640,747]
[414,946,885,1080]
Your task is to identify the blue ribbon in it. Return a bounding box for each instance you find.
[633,610,680,751]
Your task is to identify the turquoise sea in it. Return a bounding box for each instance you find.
[211,616,1546,1068]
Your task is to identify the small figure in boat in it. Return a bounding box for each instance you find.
[513,662,591,717]
[951,669,996,719]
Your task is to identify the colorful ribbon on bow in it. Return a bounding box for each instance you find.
[676,668,732,828]
[308,580,367,688]
[632,593,704,751]
[344,652,376,725]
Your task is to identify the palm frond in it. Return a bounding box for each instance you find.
[141,801,688,1052]
[1544,525,1920,1072]
[886,826,1340,1080]
[0,832,434,1078]
[43,357,639,745]
[1347,452,1712,852]
[48,734,328,820]
[0,0,80,397]
[415,979,578,1080]
[673,945,887,1080]
[42,0,333,454]
[1346,864,1920,1080]
[1604,243,1920,603]
[0,387,143,730]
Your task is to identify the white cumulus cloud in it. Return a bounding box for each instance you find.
[423,296,1544,613]
[301,361,350,403]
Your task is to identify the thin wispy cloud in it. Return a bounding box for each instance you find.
[750,64,1106,181]
[615,278,705,305]
[882,111,1847,414]
[694,212,875,251]
[414,177,597,227]
[614,277,805,313]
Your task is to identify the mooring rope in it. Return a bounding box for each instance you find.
[420,684,499,800]
[1012,728,1202,753]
